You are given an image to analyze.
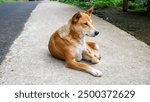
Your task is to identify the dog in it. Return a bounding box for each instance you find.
[48,7,103,77]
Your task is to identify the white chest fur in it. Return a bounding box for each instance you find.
[74,38,86,61]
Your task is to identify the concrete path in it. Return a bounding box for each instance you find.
[0,1,150,85]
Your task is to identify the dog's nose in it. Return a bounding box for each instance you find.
[95,31,99,35]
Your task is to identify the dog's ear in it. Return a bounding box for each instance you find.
[85,6,93,16]
[72,11,81,24]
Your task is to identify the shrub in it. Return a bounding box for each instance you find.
[128,1,145,10]
[58,0,145,10]
[91,0,122,7]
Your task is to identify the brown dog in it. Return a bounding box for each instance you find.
[48,7,102,77]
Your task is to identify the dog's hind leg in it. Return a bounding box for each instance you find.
[65,51,102,77]
[66,59,102,77]
[86,41,99,50]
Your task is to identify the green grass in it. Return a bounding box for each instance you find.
[58,0,146,10]
[92,0,122,7]
[59,0,122,8]
[0,0,18,2]
[128,1,145,10]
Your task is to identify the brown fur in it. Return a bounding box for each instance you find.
[48,7,102,77]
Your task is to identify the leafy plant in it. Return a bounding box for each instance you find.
[91,0,122,7]
[128,1,145,10]
[0,0,17,2]
[59,0,145,10]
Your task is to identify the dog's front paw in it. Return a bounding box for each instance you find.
[88,67,103,77]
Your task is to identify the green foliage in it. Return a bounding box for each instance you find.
[0,0,17,2]
[77,2,93,7]
[59,0,146,10]
[59,0,122,8]
[91,0,122,7]
[128,1,145,10]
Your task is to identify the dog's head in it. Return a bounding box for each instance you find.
[71,7,99,37]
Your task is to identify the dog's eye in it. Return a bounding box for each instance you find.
[84,23,88,26]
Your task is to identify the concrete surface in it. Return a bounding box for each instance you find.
[0,1,150,85]
[0,1,39,64]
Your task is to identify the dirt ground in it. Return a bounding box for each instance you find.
[93,7,150,45]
